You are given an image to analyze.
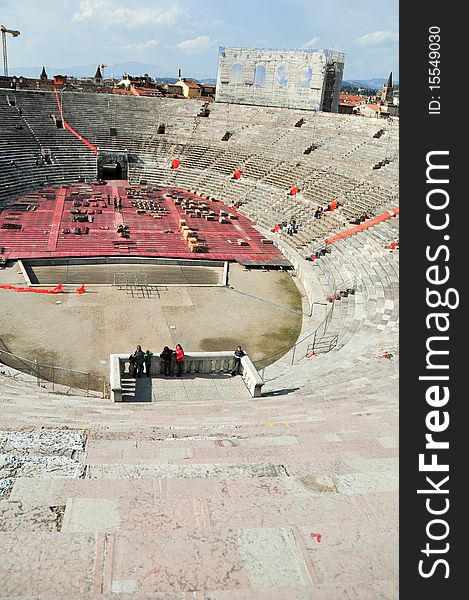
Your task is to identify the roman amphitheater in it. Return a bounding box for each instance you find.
[0,87,399,598]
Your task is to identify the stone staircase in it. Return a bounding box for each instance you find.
[0,329,398,599]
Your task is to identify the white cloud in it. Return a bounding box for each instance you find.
[123,39,158,51]
[302,37,320,49]
[176,35,214,54]
[72,1,187,28]
[356,31,399,46]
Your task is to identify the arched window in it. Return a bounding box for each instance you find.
[230,64,243,84]
[253,64,266,86]
[299,66,313,88]
[276,64,288,87]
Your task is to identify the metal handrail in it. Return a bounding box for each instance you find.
[0,348,104,396]
[253,300,336,369]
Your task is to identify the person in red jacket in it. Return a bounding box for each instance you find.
[174,344,185,377]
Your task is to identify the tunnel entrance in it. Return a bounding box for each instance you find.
[97,150,128,180]
[102,161,123,180]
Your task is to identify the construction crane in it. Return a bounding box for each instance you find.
[1,25,21,77]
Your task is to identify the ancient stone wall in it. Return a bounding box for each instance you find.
[215,47,345,112]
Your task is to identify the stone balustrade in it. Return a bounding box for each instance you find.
[110,351,264,402]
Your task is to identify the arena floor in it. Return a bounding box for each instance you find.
[0,260,304,389]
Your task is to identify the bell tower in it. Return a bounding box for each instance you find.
[381,72,393,104]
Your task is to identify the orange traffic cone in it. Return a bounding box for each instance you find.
[76,283,86,294]
[52,283,64,293]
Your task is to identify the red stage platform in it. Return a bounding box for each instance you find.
[0,182,287,266]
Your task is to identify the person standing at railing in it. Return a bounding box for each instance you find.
[231,345,246,376]
[160,345,173,376]
[129,345,145,378]
[144,350,153,377]
[174,344,185,377]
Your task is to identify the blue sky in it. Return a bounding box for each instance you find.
[1,0,398,79]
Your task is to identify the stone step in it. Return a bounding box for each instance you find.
[8,470,358,507]
[0,524,398,598]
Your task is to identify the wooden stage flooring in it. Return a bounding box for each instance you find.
[0,181,286,267]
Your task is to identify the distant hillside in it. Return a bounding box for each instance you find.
[343,78,399,89]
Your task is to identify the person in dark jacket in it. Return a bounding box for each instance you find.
[160,345,173,376]
[129,344,145,378]
[231,345,245,376]
[144,350,153,377]
[174,344,185,377]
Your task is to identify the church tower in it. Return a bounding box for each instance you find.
[381,72,393,104]
[94,65,103,84]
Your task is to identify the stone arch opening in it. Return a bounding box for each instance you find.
[276,65,288,88]
[102,161,123,180]
[97,150,128,180]
[299,66,313,88]
[230,64,243,84]
[253,64,266,86]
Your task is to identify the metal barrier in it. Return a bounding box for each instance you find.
[0,348,105,397]
[254,300,337,373]
[306,334,339,357]
[291,301,337,362]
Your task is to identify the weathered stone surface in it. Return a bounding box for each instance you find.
[87,463,288,480]
[335,472,398,495]
[237,527,311,587]
[0,429,85,457]
[0,500,63,532]
[61,498,121,533]
[0,533,97,598]
[111,530,252,593]
[0,454,85,478]
[216,47,345,112]
[0,477,14,497]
